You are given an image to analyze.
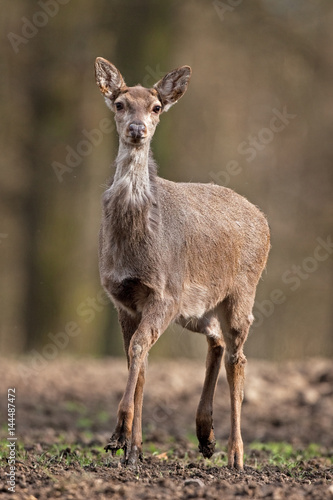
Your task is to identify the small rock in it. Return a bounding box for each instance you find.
[301,388,320,405]
[184,478,205,488]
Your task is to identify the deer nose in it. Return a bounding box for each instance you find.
[129,121,146,139]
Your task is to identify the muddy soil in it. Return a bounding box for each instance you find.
[0,357,332,499]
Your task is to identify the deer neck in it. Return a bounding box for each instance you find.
[113,140,153,208]
[107,139,159,249]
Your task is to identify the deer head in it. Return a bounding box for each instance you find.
[95,57,192,147]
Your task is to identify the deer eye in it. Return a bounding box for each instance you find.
[115,102,124,111]
[152,105,162,114]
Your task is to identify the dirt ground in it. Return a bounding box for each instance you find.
[0,357,332,499]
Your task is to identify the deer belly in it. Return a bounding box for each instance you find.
[180,283,212,319]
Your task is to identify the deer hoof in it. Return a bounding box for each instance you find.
[126,446,142,467]
[104,433,127,457]
[227,454,244,469]
[227,447,244,469]
[227,437,244,469]
[198,438,216,459]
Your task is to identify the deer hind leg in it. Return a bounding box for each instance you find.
[178,314,224,458]
[220,295,254,469]
[105,298,174,465]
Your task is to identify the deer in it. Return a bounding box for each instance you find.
[94,57,270,469]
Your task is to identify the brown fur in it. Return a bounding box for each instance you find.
[95,57,270,468]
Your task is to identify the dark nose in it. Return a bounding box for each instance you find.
[129,121,146,139]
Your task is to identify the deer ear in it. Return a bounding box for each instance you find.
[154,66,191,112]
[95,58,126,102]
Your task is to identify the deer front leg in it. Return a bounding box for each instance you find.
[105,299,174,465]
[196,335,224,458]
[126,358,146,465]
[105,311,140,461]
[106,351,144,464]
[177,314,224,459]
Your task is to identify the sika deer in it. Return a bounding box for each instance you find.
[95,58,270,469]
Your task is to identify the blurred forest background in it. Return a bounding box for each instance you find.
[1,0,332,363]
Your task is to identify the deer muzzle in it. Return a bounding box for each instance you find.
[128,121,147,140]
